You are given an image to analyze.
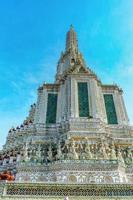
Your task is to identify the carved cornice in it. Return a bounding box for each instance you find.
[102,84,123,93]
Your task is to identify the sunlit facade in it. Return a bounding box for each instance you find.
[0,26,133,199]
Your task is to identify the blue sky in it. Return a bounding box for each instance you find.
[0,0,133,149]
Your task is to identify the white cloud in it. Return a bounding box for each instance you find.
[114,63,133,78]
[126,66,133,75]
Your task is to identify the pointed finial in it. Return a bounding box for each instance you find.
[70,24,74,29]
[66,25,78,51]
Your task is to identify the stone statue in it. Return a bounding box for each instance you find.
[35,144,43,164]
[125,148,133,164]
[47,145,53,162]
[110,144,117,160]
[56,142,63,160]
[68,140,79,160]
[28,148,33,161]
[36,145,42,158]
[127,149,133,160]
[117,148,125,165]
[60,140,69,159]
[84,139,92,159]
[101,142,108,159]
[78,142,84,159]
[78,142,83,152]
[104,141,110,153]
[22,142,29,162]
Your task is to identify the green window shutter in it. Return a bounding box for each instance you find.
[46,93,58,124]
[78,82,89,117]
[104,94,118,124]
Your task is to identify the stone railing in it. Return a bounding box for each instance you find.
[0,182,133,197]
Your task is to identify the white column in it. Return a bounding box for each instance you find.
[64,80,68,120]
[99,87,107,123]
[34,89,42,123]
[34,89,48,124]
[113,90,121,124]
[56,85,61,122]
[60,82,65,120]
[120,94,129,124]
[67,78,71,119]
[89,79,100,118]
[70,78,75,118]
[87,80,92,117]
[74,79,79,118]
[116,91,129,125]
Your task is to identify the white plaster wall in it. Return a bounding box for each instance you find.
[34,89,48,124]
[98,86,107,123]
[56,86,62,123]
[119,93,129,125]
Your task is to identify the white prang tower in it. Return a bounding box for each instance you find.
[0,26,133,199]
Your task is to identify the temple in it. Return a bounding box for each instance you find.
[0,26,133,199]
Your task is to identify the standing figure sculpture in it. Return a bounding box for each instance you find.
[56,142,63,160]
[84,138,92,159]
[110,144,117,160]
[104,141,110,157]
[47,144,53,162]
[100,142,108,160]
[127,149,133,163]
[22,142,29,162]
[125,148,133,164]
[35,144,43,164]
[117,148,125,165]
[68,140,79,160]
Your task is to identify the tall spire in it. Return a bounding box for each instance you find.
[66,25,78,52]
